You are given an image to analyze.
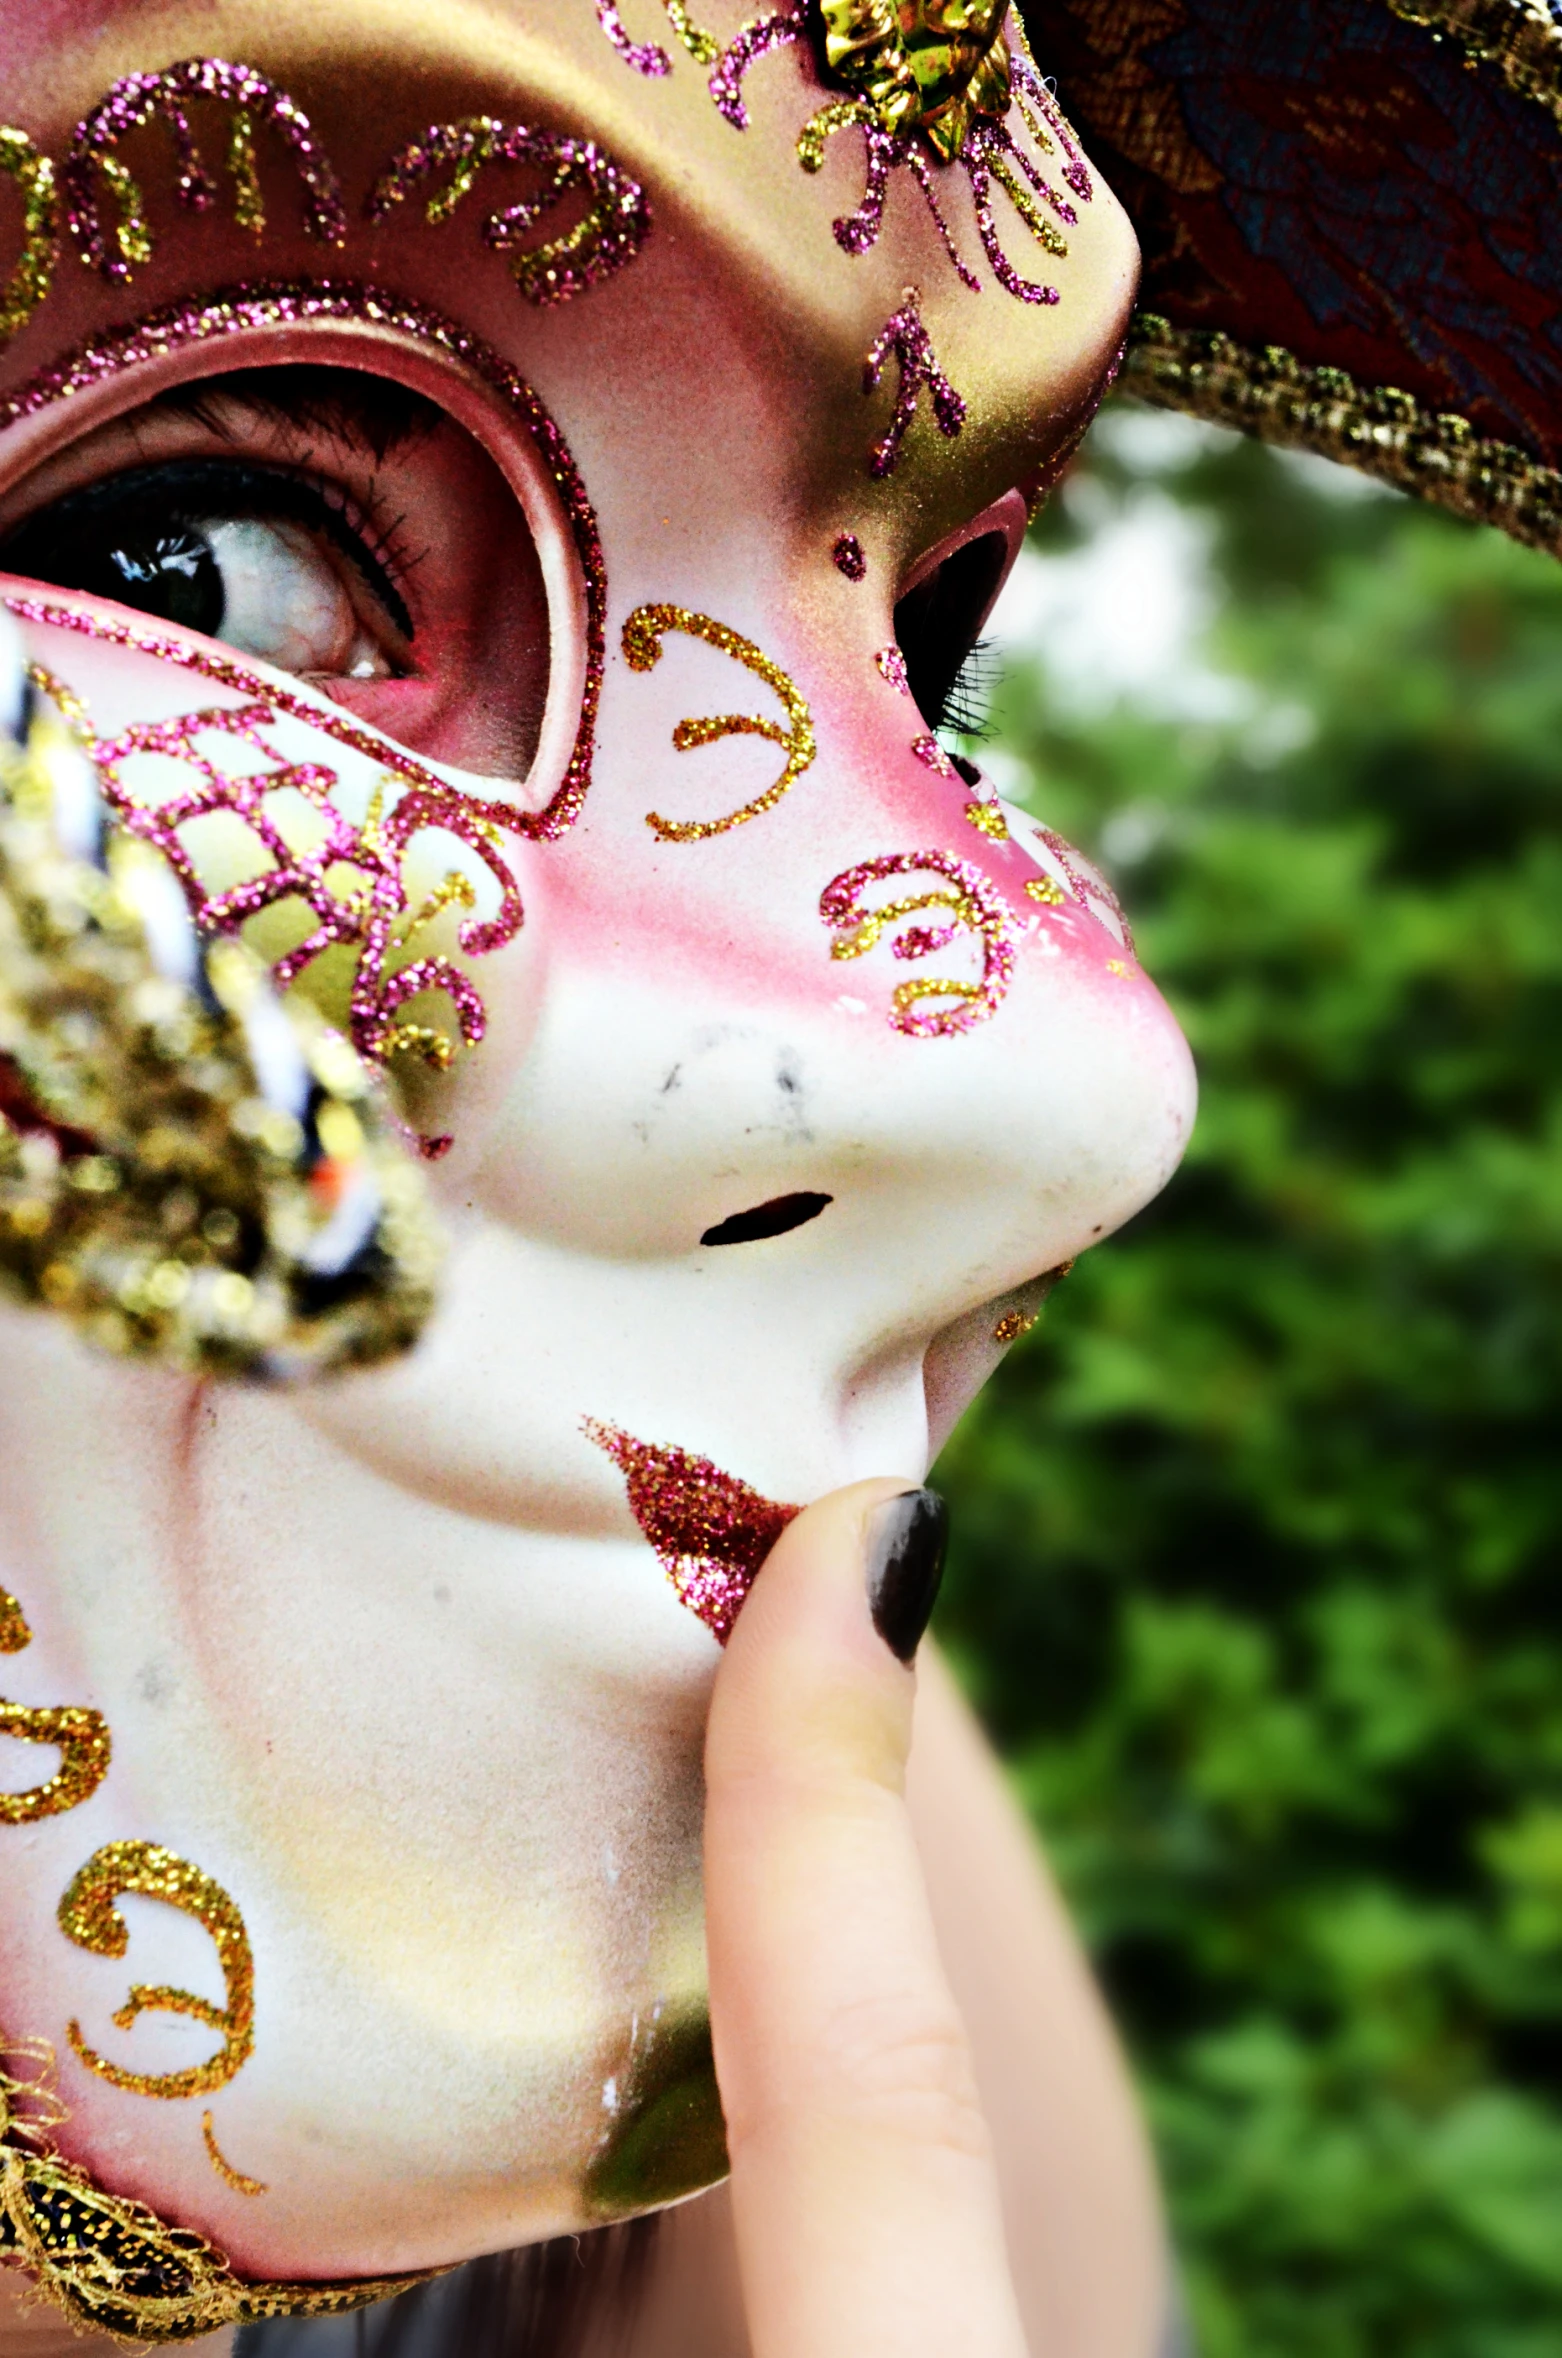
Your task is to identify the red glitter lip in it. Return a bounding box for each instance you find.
[584,1419,800,1645]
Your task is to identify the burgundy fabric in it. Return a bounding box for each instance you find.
[1030,0,1562,461]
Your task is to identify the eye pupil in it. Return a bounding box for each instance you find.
[106,531,226,637]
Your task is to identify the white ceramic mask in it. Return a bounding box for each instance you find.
[0,3,1194,2338]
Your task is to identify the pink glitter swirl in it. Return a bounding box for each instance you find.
[367,120,649,307]
[862,290,967,480]
[65,59,347,283]
[595,0,675,75]
[820,849,1017,1037]
[1010,52,1094,203]
[708,6,808,130]
[0,281,605,843]
[798,109,980,291]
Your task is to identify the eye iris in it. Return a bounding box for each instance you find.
[0,456,411,677]
[105,530,225,638]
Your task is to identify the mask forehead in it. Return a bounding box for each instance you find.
[0,0,1138,568]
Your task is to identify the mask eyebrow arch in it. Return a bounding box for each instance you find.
[143,364,444,462]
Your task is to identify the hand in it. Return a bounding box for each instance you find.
[705,1478,1031,2358]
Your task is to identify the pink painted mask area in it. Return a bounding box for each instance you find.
[584,1418,800,1644]
[0,0,1194,2308]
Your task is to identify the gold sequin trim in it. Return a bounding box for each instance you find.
[59,1842,255,2101]
[622,605,816,841]
[1385,0,1562,126]
[1,2045,427,2341]
[1123,312,1562,559]
[0,129,58,344]
[0,1701,110,1824]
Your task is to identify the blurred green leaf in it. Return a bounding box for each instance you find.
[935,403,1562,2357]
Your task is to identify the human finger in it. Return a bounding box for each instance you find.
[704,1478,1029,2358]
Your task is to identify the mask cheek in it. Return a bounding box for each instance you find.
[3,588,553,1166]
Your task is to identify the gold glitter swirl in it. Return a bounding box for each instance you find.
[796,94,879,170]
[621,606,816,841]
[0,1589,30,1653]
[660,0,722,64]
[1,2046,426,2341]
[1124,312,1562,560]
[59,1842,255,2101]
[201,2113,266,2198]
[0,129,58,344]
[0,1701,110,1824]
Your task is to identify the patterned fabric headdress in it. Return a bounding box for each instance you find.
[1028,0,1562,557]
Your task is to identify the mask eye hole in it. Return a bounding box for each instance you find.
[892,530,1009,737]
[0,363,554,781]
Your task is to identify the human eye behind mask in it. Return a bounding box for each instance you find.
[0,366,553,781]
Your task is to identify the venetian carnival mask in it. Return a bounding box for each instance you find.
[0,0,1194,2338]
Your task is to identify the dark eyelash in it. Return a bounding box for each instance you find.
[936,637,997,742]
[0,458,417,643]
[148,366,443,465]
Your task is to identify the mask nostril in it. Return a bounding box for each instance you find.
[699,1192,833,1247]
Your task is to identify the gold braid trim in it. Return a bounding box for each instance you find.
[1384,0,1562,127]
[1,2045,430,2344]
[1121,313,1562,559]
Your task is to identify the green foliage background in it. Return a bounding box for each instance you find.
[933,407,1562,2357]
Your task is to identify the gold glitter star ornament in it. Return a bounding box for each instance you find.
[819,0,1013,161]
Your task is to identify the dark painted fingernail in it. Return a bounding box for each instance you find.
[865,1488,948,1663]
